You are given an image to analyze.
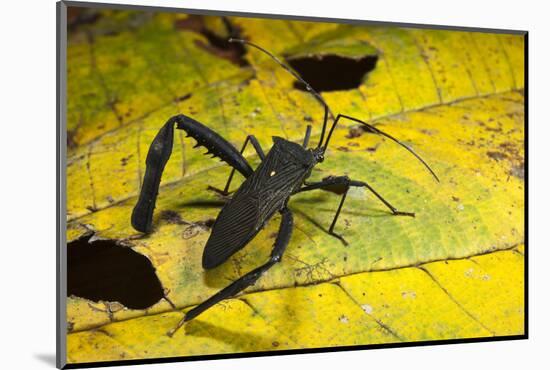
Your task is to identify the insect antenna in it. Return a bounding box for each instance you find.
[324,114,440,182]
[228,38,333,148]
[302,125,312,148]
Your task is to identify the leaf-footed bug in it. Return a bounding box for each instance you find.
[131,39,439,336]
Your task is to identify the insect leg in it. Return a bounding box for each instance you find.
[297,176,414,242]
[132,115,254,233]
[302,125,312,148]
[167,208,293,337]
[222,135,266,194]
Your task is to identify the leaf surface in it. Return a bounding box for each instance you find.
[66,10,525,363]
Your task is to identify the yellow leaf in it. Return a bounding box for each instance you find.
[66,8,524,364]
[67,247,523,363]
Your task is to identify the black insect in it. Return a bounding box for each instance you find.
[131,39,439,336]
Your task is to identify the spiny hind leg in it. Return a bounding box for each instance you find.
[132,114,254,233]
[210,134,266,196]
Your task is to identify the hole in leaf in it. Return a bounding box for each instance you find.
[286,55,378,92]
[175,15,249,67]
[67,235,164,310]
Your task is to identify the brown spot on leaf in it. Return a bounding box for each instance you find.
[366,144,380,152]
[182,226,201,240]
[174,15,249,67]
[420,129,438,136]
[182,218,216,239]
[116,58,130,68]
[487,151,507,161]
[120,154,133,166]
[498,141,523,162]
[478,120,503,132]
[198,218,216,228]
[67,130,78,149]
[509,162,525,180]
[68,8,101,33]
[174,93,192,103]
[160,210,185,225]
[346,126,363,139]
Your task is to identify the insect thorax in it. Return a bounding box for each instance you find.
[271,136,315,167]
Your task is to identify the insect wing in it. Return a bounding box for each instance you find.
[202,139,313,269]
[202,193,260,269]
